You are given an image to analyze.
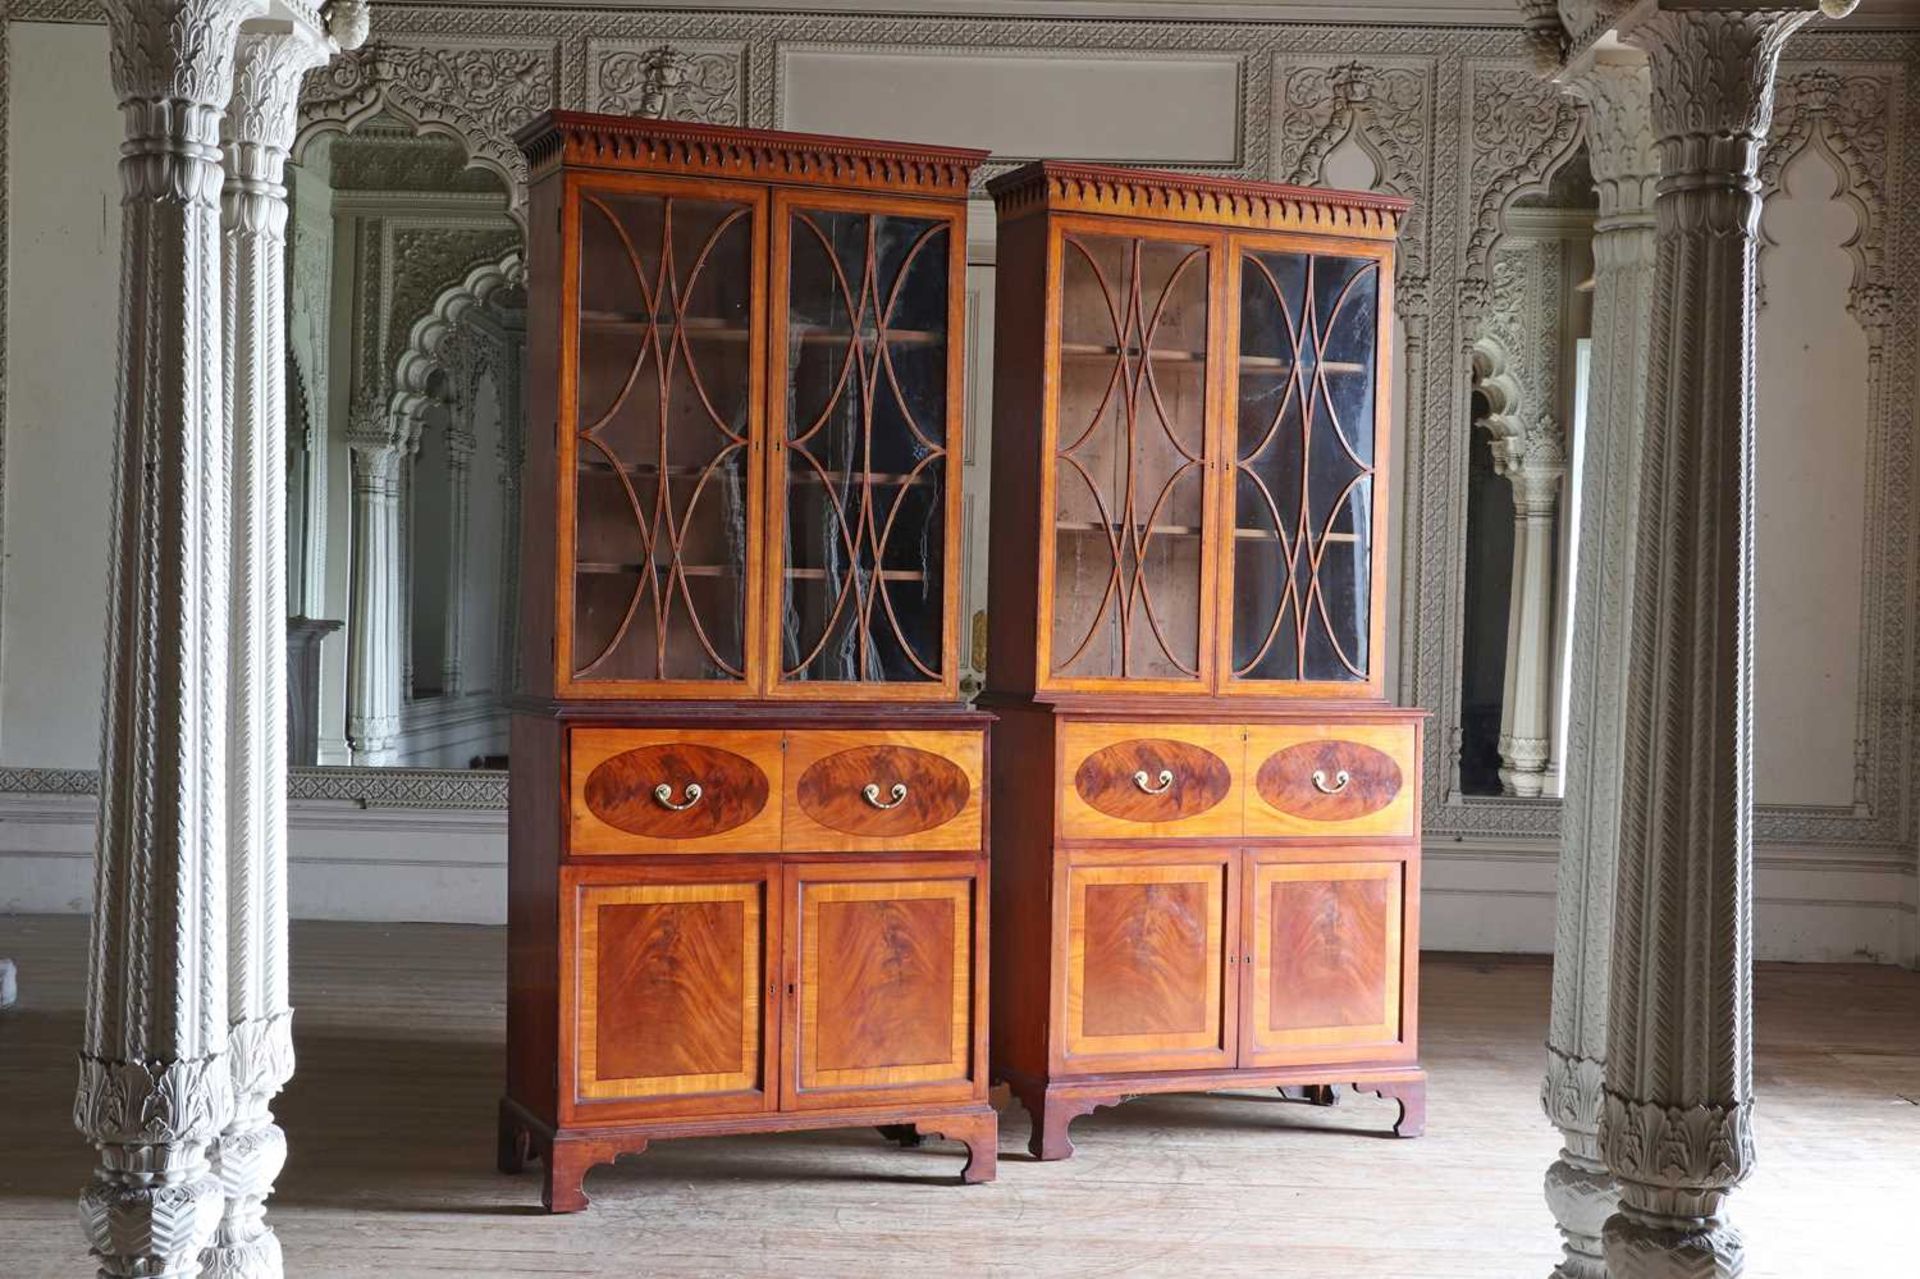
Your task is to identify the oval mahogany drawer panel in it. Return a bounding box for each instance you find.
[1073,739,1233,824]
[1254,739,1402,822]
[582,743,771,839]
[794,744,971,838]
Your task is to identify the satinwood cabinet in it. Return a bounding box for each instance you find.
[501,112,995,1211]
[983,162,1426,1159]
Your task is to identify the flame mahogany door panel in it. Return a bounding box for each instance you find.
[567,864,780,1122]
[1057,850,1238,1075]
[783,861,983,1110]
[1238,847,1414,1068]
[558,172,769,699]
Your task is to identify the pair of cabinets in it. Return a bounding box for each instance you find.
[1060,845,1413,1077]
[570,857,983,1120]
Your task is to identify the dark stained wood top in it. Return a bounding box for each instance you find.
[515,110,989,197]
[987,159,1410,238]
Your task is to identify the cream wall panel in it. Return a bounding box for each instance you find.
[0,23,118,768]
[777,46,1242,164]
[1756,145,1872,808]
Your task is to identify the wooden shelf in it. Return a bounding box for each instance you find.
[788,468,941,487]
[788,326,946,347]
[1236,356,1368,374]
[1232,527,1360,543]
[1059,341,1208,364]
[575,561,743,578]
[580,312,750,338]
[785,567,930,582]
[1057,521,1205,537]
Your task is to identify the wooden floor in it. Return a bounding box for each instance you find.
[0,916,1913,1277]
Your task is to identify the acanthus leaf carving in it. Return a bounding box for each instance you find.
[594,43,742,123]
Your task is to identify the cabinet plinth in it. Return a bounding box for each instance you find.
[504,113,994,1210]
[983,162,1426,1157]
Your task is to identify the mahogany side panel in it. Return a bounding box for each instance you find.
[985,704,1060,1086]
[517,174,563,702]
[506,715,562,1125]
[983,214,1049,698]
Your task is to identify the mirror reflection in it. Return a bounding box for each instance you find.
[1457,144,1595,799]
[285,118,524,767]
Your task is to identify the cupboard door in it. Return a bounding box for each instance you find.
[1059,853,1236,1074]
[571,868,778,1117]
[1240,850,1410,1067]
[1044,220,1221,692]
[785,862,980,1109]
[562,176,767,696]
[1221,239,1389,697]
[768,192,965,697]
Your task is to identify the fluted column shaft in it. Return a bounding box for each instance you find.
[207,14,351,1277]
[442,426,477,698]
[1599,7,1837,1276]
[346,420,406,766]
[1496,438,1567,798]
[1542,53,1659,1279]
[78,2,262,1275]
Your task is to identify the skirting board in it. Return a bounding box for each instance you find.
[0,792,1912,962]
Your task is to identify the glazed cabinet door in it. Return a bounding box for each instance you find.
[1057,851,1237,1074]
[1238,848,1414,1067]
[784,861,982,1110]
[560,174,768,697]
[1220,235,1391,698]
[767,191,966,698]
[1042,218,1223,693]
[568,865,779,1120]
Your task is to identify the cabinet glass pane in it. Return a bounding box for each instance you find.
[1051,233,1210,682]
[780,208,951,684]
[571,189,755,683]
[1231,249,1379,683]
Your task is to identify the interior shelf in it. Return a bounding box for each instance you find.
[1059,341,1209,364]
[580,312,750,337]
[1237,356,1368,374]
[784,567,930,582]
[575,561,744,578]
[1057,521,1204,537]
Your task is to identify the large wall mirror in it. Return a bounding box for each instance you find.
[1456,143,1594,801]
[286,115,524,771]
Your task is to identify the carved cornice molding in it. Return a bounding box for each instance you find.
[989,158,1410,236]
[516,110,988,196]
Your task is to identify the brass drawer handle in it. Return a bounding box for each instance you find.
[652,782,704,811]
[1311,768,1352,795]
[862,782,909,810]
[1132,768,1175,795]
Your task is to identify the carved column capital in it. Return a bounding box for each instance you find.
[1516,2,1569,72]
[1563,56,1659,234]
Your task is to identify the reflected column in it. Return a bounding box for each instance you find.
[1493,426,1567,798]
[346,392,409,766]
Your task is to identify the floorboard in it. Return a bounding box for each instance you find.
[0,915,1911,1277]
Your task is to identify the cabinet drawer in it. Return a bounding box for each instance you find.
[1058,722,1243,840]
[782,730,983,852]
[569,728,784,854]
[1243,723,1415,838]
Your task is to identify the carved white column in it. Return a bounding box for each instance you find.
[79,2,258,1274]
[441,421,477,698]
[1541,51,1660,1279]
[1599,4,1854,1276]
[1493,424,1567,798]
[346,394,407,766]
[207,7,360,1276]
